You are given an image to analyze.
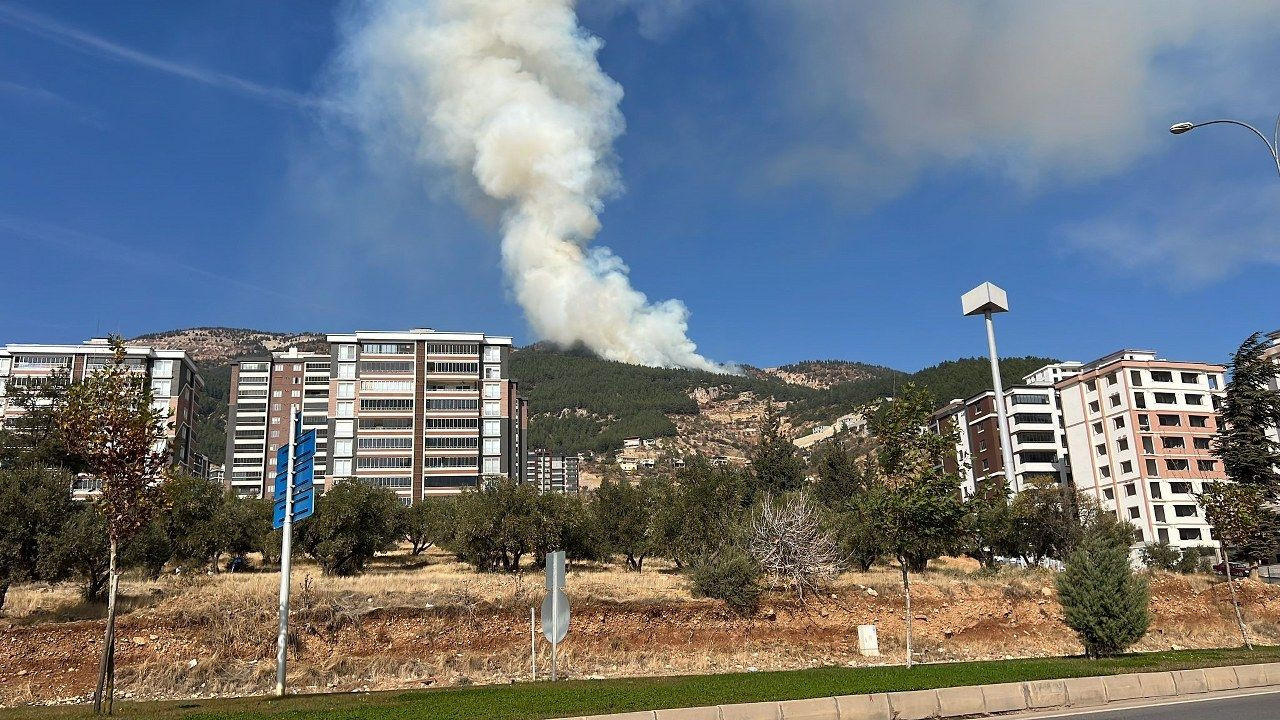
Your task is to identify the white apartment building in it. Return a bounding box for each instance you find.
[225,329,528,504]
[0,338,204,497]
[1057,350,1226,550]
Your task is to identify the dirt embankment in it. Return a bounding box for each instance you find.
[3,561,1279,707]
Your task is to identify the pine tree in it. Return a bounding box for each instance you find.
[1214,333,1280,500]
[1056,514,1149,658]
[749,401,805,498]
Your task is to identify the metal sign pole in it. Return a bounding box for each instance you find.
[550,588,558,682]
[274,407,299,697]
[530,607,536,681]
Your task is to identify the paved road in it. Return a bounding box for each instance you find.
[1010,689,1280,719]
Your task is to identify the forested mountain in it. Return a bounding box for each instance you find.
[132,328,1057,461]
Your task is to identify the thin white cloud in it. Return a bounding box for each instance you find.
[0,2,321,110]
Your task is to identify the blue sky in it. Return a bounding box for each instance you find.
[2,1,1279,371]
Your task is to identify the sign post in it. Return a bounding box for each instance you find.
[540,550,568,681]
[272,408,315,697]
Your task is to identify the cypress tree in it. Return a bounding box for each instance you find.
[1214,332,1280,500]
[1057,515,1150,658]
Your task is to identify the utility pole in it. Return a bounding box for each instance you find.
[962,283,1017,492]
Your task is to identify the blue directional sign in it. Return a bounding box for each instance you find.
[273,427,318,529]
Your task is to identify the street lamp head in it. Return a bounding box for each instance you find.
[1169,122,1196,135]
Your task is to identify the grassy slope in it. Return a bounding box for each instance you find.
[5,648,1278,720]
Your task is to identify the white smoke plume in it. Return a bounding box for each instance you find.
[332,0,726,372]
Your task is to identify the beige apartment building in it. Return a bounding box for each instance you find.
[0,338,204,496]
[225,329,528,504]
[1057,350,1226,549]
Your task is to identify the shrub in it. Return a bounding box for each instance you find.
[1139,541,1181,571]
[1057,514,1149,658]
[294,482,400,575]
[690,545,761,615]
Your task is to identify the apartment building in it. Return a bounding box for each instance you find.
[224,329,528,504]
[225,346,332,498]
[0,338,203,495]
[526,449,580,494]
[930,361,1081,496]
[1057,350,1226,549]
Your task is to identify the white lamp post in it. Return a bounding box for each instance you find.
[962,282,1018,492]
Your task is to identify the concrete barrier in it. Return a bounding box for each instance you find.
[1203,665,1241,691]
[980,682,1028,714]
[557,662,1280,720]
[1170,668,1209,695]
[719,701,780,720]
[834,693,891,720]
[1062,676,1108,707]
[1025,679,1068,709]
[936,685,985,716]
[886,689,939,720]
[1101,673,1144,701]
[776,697,838,720]
[1136,671,1177,698]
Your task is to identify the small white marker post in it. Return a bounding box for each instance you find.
[530,607,537,681]
[274,407,298,697]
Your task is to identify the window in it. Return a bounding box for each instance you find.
[1169,481,1192,494]
[978,439,987,451]
[1154,505,1166,522]
[1184,393,1204,406]
[1157,414,1181,427]
[359,476,412,489]
[424,456,477,468]
[1092,422,1104,435]
[1161,436,1185,449]
[240,362,269,372]
[1153,392,1176,404]
[1099,466,1111,478]
[1208,375,1219,390]
[1124,483,1137,496]
[1117,437,1129,452]
[1137,414,1150,430]
[337,382,356,399]
[334,438,353,456]
[485,366,501,379]
[1149,481,1161,498]
[1188,415,1208,428]
[1106,372,1118,386]
[152,359,174,378]
[1174,504,1198,517]
[1014,413,1052,424]
[1085,380,1097,392]
[151,378,172,397]
[337,402,354,418]
[1016,430,1054,443]
[360,417,414,430]
[332,458,352,476]
[1011,393,1049,405]
[1021,451,1056,463]
[357,456,413,469]
[424,417,478,429]
[292,378,301,385]
[272,390,283,398]
[1088,401,1101,413]
[271,417,281,425]
[1103,488,1115,500]
[426,343,479,355]
[1146,459,1159,477]
[483,419,501,436]
[291,390,300,397]
[1134,392,1146,409]
[1129,507,1141,520]
[271,403,281,411]
[360,398,414,411]
[1113,416,1126,430]
[1178,528,1202,541]
[483,383,501,399]
[1121,460,1133,474]
[335,420,354,437]
[483,438,501,455]
[362,343,414,355]
[1181,372,1200,384]
[426,398,479,411]
[1096,443,1107,457]
[1158,528,1170,542]
[1130,370,1143,386]
[483,400,500,417]
[1142,436,1154,454]
[483,346,502,363]
[483,456,501,475]
[358,360,414,375]
[426,361,479,374]
[1150,371,1173,382]
[1197,459,1217,472]
[1109,394,1121,408]
[981,459,990,471]
[1165,459,1189,471]
[338,345,357,361]
[338,363,356,379]
[424,436,478,449]
[1193,437,1210,450]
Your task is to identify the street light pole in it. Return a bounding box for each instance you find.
[1169,114,1280,178]
[962,283,1018,493]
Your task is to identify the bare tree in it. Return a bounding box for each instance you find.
[749,491,841,602]
[58,338,170,715]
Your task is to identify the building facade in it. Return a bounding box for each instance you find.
[0,338,203,496]
[930,362,1080,496]
[224,329,528,504]
[526,449,580,494]
[1057,350,1226,549]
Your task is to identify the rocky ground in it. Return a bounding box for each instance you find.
[3,554,1277,708]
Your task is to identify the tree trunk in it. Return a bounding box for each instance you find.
[900,556,913,669]
[1223,548,1252,649]
[94,539,120,715]
[0,576,9,613]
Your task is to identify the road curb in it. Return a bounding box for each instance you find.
[555,662,1280,720]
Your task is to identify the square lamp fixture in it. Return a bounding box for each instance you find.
[961,282,1010,316]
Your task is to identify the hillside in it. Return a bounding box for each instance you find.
[131,328,1057,461]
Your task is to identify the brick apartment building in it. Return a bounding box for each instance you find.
[526,449,580,494]
[225,329,528,504]
[0,338,204,497]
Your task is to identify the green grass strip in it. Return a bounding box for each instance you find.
[5,647,1279,720]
